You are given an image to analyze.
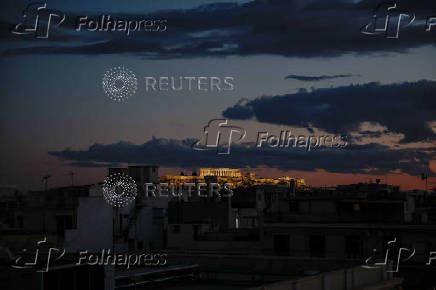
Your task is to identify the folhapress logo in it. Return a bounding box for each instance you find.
[11,3,167,39]
[361,2,415,38]
[192,119,246,155]
[193,119,349,155]
[11,3,65,38]
[361,2,436,38]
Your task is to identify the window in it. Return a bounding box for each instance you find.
[345,235,362,258]
[119,214,123,233]
[17,216,23,228]
[309,235,326,258]
[353,203,360,212]
[251,217,257,227]
[128,239,135,251]
[56,215,74,237]
[289,201,299,212]
[193,225,199,240]
[274,234,290,256]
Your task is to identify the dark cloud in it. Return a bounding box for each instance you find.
[223,80,436,143]
[0,20,20,41]
[284,74,359,81]
[48,138,435,177]
[3,0,436,57]
[67,161,122,168]
[351,129,390,142]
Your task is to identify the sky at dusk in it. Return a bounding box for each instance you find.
[1,0,435,190]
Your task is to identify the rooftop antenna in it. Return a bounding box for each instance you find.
[421,173,428,192]
[42,175,51,191]
[67,172,74,186]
